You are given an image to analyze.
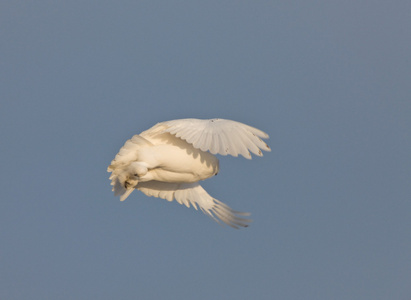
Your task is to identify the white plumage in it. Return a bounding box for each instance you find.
[107,118,270,228]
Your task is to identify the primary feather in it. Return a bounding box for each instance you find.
[107,118,270,228]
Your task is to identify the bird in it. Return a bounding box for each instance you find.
[107,118,270,228]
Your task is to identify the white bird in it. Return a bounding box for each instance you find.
[107,118,270,228]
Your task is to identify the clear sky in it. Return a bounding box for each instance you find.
[1,1,410,299]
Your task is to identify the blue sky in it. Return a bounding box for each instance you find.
[1,1,410,299]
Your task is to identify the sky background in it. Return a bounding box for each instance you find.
[1,1,410,299]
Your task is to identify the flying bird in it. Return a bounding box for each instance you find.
[107,118,270,228]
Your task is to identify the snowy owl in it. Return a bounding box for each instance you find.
[107,118,270,228]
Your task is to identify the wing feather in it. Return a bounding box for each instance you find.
[136,181,251,228]
[153,118,270,159]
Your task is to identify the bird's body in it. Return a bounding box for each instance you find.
[108,118,270,228]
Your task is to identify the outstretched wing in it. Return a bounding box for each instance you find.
[141,118,270,159]
[137,181,251,228]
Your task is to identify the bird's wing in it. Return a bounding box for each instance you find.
[141,118,270,159]
[137,181,251,228]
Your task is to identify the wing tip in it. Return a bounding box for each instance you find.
[205,199,252,229]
